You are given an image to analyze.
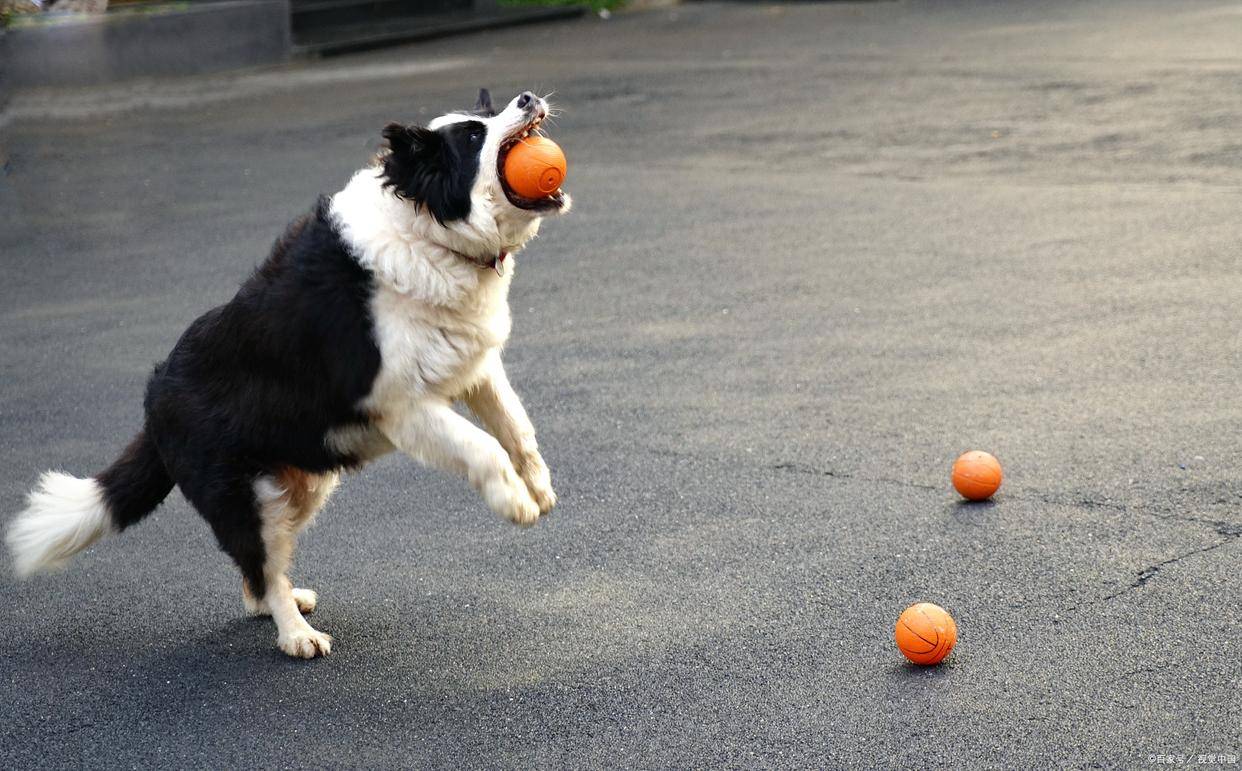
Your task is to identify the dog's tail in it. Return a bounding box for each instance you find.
[7,430,173,578]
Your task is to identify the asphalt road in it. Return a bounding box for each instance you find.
[2,1,1240,767]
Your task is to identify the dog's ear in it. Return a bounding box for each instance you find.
[379,122,471,224]
[382,122,441,162]
[475,88,495,116]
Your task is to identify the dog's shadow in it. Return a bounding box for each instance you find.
[142,602,467,678]
[143,615,326,673]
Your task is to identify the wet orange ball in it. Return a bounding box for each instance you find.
[895,602,957,665]
[951,450,1002,501]
[503,136,567,200]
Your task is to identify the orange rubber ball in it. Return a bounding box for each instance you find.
[503,136,567,200]
[895,602,957,666]
[951,450,1003,501]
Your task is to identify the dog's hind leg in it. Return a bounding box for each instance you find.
[242,578,318,616]
[247,468,338,658]
[242,469,338,619]
[183,464,333,659]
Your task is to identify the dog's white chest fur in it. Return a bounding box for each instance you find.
[329,168,516,409]
[367,282,512,403]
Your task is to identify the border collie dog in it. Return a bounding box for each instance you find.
[6,89,570,658]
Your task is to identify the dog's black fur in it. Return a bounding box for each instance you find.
[99,197,381,596]
[381,120,488,224]
[377,87,496,225]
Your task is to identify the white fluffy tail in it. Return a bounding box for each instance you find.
[7,471,114,578]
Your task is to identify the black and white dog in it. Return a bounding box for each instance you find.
[7,89,570,658]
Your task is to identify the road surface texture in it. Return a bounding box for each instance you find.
[1,1,1239,767]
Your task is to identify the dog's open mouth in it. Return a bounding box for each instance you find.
[497,114,567,212]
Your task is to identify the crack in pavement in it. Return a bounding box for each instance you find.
[771,460,1242,612]
[770,462,1240,528]
[1037,493,1239,531]
[771,461,941,492]
[1099,522,1240,604]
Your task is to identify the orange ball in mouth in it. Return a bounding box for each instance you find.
[951,450,1003,501]
[895,602,957,665]
[502,135,567,200]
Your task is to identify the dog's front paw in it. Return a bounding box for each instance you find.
[529,483,557,515]
[484,466,541,526]
[278,626,333,659]
[516,450,557,515]
[494,486,541,526]
[524,466,557,515]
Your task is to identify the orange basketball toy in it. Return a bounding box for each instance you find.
[895,602,957,665]
[951,450,1003,501]
[503,135,567,200]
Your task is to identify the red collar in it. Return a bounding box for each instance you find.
[487,250,509,275]
[455,248,508,275]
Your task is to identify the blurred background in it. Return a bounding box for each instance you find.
[0,0,608,91]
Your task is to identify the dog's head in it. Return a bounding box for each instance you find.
[379,90,570,243]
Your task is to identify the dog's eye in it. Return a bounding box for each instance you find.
[470,130,484,143]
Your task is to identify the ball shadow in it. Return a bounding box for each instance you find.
[886,658,958,682]
[949,498,998,519]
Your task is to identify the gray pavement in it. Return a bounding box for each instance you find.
[1,1,1240,767]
